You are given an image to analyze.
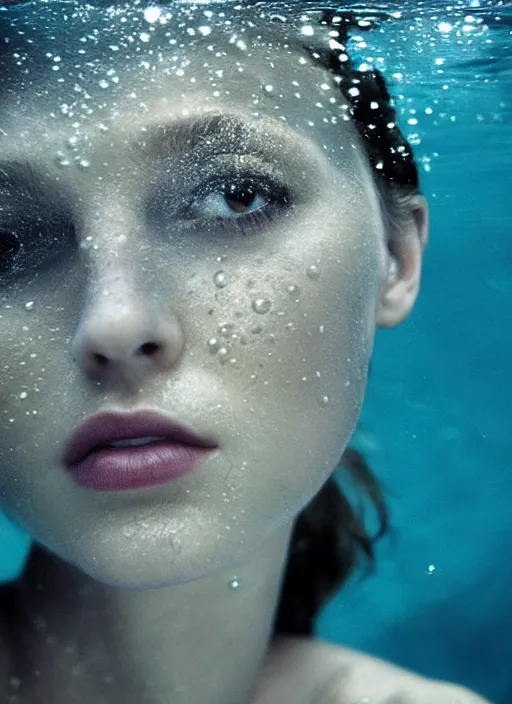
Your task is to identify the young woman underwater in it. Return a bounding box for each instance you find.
[0,1,490,702]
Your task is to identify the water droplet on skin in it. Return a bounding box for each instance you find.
[252,298,271,315]
[80,235,95,251]
[74,157,91,169]
[207,338,219,353]
[54,152,71,167]
[66,134,86,151]
[228,578,240,590]
[24,301,35,311]
[218,323,235,338]
[213,271,228,288]
[307,264,320,280]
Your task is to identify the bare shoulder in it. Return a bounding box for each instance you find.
[254,637,491,704]
[313,639,492,704]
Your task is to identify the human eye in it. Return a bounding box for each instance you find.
[0,228,21,274]
[182,171,292,235]
[0,213,75,286]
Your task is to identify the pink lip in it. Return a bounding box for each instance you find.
[62,411,218,492]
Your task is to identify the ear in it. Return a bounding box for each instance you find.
[375,195,429,328]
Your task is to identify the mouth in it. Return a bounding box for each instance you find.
[63,410,219,468]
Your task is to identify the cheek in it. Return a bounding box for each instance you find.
[181,214,381,511]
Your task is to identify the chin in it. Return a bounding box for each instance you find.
[45,516,261,590]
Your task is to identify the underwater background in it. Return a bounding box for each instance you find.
[1,1,510,702]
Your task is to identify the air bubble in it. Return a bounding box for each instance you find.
[54,152,71,167]
[218,347,229,364]
[228,578,240,590]
[213,271,228,288]
[66,134,85,151]
[74,157,91,169]
[286,284,300,295]
[143,6,161,23]
[218,323,235,338]
[251,298,271,315]
[207,338,219,353]
[306,264,320,279]
[321,395,329,406]
[24,301,35,311]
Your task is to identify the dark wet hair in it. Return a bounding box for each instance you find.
[272,8,421,638]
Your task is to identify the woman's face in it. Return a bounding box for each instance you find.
[0,4,389,587]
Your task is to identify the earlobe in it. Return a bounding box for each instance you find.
[375,195,429,329]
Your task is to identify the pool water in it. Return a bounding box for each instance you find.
[316,2,511,701]
[1,1,511,701]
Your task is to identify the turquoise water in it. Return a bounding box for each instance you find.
[316,3,511,701]
[1,1,510,701]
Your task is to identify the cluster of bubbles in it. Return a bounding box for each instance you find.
[333,1,510,173]
[207,259,323,369]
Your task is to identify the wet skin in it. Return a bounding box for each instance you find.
[0,5,427,703]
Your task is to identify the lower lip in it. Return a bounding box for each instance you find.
[66,441,217,491]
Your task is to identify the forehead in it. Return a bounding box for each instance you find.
[0,3,328,103]
[0,2,368,187]
[0,3,352,120]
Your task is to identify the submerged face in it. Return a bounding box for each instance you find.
[0,3,388,587]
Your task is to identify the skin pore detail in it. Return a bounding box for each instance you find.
[0,4,437,704]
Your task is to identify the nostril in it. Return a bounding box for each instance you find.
[93,353,109,367]
[138,342,160,356]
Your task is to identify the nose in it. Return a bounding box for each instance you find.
[71,282,184,387]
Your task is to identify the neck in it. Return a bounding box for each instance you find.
[11,523,294,704]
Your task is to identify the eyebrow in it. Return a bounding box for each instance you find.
[0,113,301,195]
[131,112,292,162]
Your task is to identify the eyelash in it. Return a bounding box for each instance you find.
[184,172,292,235]
[0,173,292,282]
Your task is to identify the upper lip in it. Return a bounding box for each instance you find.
[63,411,218,467]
